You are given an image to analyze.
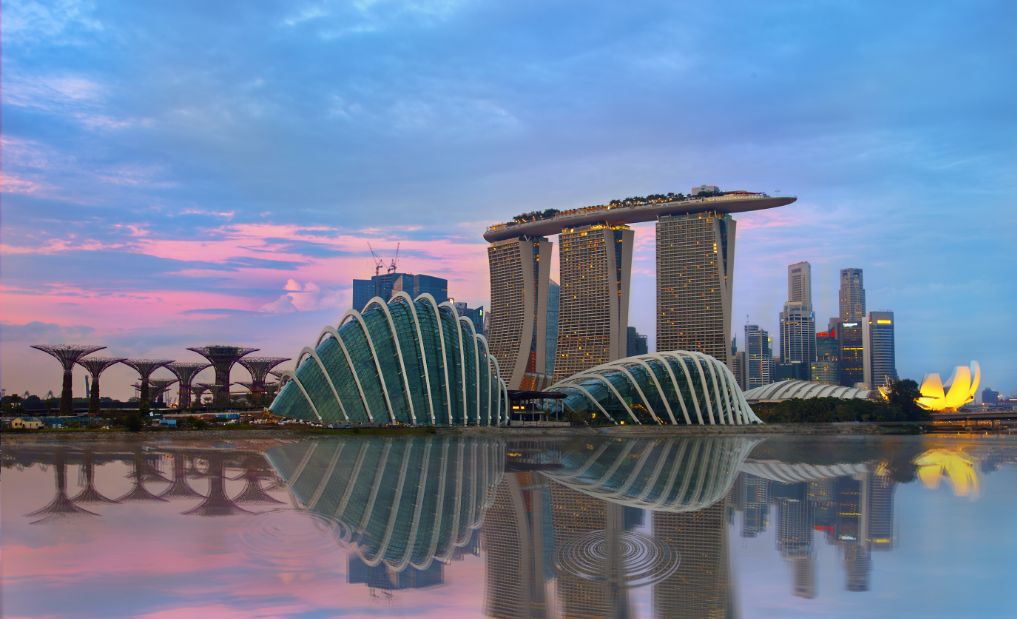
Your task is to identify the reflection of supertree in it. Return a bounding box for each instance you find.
[186,346,259,409]
[76,356,125,415]
[25,450,98,524]
[118,449,169,502]
[31,345,106,415]
[238,356,290,407]
[159,452,203,499]
[183,452,252,517]
[122,359,173,413]
[167,362,210,411]
[72,450,119,504]
[231,455,284,505]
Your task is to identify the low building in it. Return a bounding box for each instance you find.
[10,417,44,430]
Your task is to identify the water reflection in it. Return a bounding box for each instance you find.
[3,435,1016,618]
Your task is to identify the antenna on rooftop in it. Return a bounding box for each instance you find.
[387,242,401,274]
[367,242,385,276]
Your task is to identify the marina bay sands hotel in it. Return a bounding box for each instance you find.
[485,187,796,390]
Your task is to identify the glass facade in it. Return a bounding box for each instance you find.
[550,350,760,426]
[271,292,508,426]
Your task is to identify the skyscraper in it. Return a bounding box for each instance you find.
[452,301,485,335]
[487,237,552,390]
[811,329,840,384]
[838,269,866,387]
[352,272,448,311]
[780,262,816,374]
[863,310,897,389]
[657,211,736,364]
[745,325,772,389]
[787,261,813,306]
[554,224,633,382]
[546,280,560,378]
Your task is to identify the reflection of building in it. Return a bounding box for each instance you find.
[653,504,733,618]
[554,224,634,381]
[348,556,443,590]
[657,212,734,364]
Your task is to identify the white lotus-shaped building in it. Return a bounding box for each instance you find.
[916,361,980,412]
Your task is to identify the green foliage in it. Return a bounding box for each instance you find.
[123,411,145,432]
[753,386,929,424]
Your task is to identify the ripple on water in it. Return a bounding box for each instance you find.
[239,508,349,570]
[556,530,681,588]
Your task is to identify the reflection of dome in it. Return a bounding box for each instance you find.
[914,449,979,497]
[744,380,871,403]
[271,292,508,426]
[916,361,980,412]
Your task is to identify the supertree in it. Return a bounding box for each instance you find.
[122,359,173,413]
[31,345,106,415]
[76,356,125,415]
[149,378,179,406]
[186,346,258,409]
[193,382,224,408]
[167,362,209,411]
[238,356,289,406]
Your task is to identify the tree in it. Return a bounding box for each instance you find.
[883,379,927,421]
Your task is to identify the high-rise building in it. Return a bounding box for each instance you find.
[811,329,840,384]
[352,272,448,311]
[863,311,897,389]
[745,325,772,389]
[838,269,866,387]
[730,342,748,391]
[780,302,816,367]
[657,212,735,364]
[787,261,813,306]
[452,301,485,336]
[554,224,633,382]
[546,280,560,378]
[487,237,552,390]
[839,269,865,322]
[626,326,648,357]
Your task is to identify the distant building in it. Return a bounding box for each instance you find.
[863,311,897,389]
[780,262,815,378]
[691,184,721,196]
[787,261,813,306]
[811,329,840,384]
[626,326,648,357]
[982,388,1001,405]
[772,361,809,382]
[352,272,448,311]
[745,325,772,389]
[546,280,560,378]
[838,269,866,387]
[452,301,485,336]
[730,338,748,390]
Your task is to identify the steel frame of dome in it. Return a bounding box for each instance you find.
[549,350,761,425]
[270,292,509,426]
[743,379,871,403]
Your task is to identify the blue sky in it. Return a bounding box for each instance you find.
[2,0,1015,397]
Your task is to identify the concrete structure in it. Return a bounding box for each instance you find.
[31,345,106,415]
[271,292,509,426]
[863,311,897,390]
[554,224,633,382]
[916,361,981,412]
[122,359,173,413]
[167,362,209,410]
[744,380,872,403]
[745,325,772,389]
[657,211,735,364]
[76,356,125,414]
[187,345,258,408]
[487,237,553,390]
[353,272,448,311]
[548,350,761,426]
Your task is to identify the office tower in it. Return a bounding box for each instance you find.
[657,212,735,364]
[453,301,485,335]
[787,261,812,306]
[744,325,772,389]
[982,388,1001,405]
[554,224,633,382]
[839,269,865,322]
[863,310,898,389]
[780,302,816,366]
[487,237,553,389]
[811,329,840,384]
[546,280,560,378]
[837,269,865,386]
[352,272,448,311]
[626,326,648,357]
[730,349,748,391]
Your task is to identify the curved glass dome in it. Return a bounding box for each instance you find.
[743,379,871,403]
[271,292,509,426]
[549,351,760,426]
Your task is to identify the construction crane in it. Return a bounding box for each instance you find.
[367,242,385,276]
[387,242,400,275]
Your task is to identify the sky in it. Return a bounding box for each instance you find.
[2,0,1016,399]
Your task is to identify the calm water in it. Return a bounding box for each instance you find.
[3,433,1016,618]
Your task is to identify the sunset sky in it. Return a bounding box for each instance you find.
[2,0,1015,398]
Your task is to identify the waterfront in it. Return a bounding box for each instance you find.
[3,434,1016,618]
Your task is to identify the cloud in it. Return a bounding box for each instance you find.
[0,320,95,344]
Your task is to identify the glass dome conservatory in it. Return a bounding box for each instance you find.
[271,292,509,426]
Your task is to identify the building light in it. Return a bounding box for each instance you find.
[876,319,893,325]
